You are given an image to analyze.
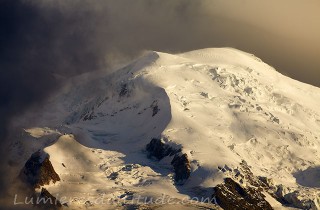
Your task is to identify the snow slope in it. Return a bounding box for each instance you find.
[8,48,320,209]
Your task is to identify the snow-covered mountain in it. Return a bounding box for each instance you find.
[8,48,320,209]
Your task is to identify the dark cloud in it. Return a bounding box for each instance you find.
[0,0,319,206]
[0,0,111,201]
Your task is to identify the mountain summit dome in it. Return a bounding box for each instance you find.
[9,48,320,209]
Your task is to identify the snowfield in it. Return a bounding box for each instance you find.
[7,48,320,209]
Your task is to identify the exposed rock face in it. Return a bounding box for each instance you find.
[171,153,191,184]
[146,138,180,160]
[238,161,270,190]
[146,138,190,184]
[213,178,273,210]
[215,160,320,209]
[217,161,272,192]
[275,186,320,210]
[152,105,159,117]
[36,188,62,209]
[20,151,60,188]
[150,100,160,117]
[119,83,129,97]
[240,162,320,209]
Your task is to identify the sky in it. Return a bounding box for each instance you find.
[0,0,319,202]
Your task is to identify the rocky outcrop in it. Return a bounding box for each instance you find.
[36,188,62,209]
[150,100,160,117]
[119,83,129,97]
[215,160,320,209]
[217,161,272,192]
[146,138,190,184]
[275,186,320,210]
[240,162,320,209]
[238,161,271,190]
[171,153,191,184]
[20,150,60,188]
[212,178,273,210]
[146,138,180,160]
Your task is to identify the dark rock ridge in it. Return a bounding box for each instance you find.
[213,177,273,210]
[119,83,129,97]
[19,150,60,188]
[146,138,181,160]
[238,160,270,189]
[215,160,320,209]
[146,138,190,184]
[171,153,191,184]
[36,188,63,209]
[240,161,318,209]
[150,100,160,117]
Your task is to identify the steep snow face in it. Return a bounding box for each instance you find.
[9,48,320,208]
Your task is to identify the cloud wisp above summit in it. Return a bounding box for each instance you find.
[10,0,319,84]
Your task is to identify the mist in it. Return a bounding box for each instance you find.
[0,0,319,204]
